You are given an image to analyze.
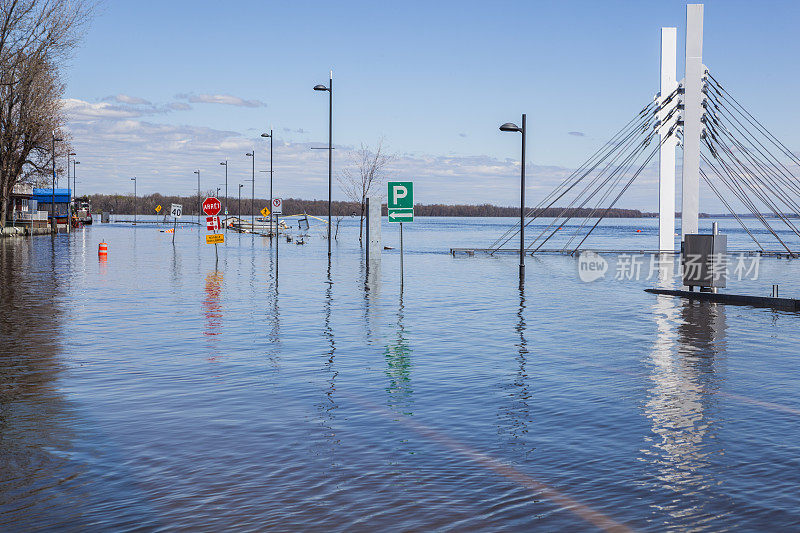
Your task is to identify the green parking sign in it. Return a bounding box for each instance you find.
[388,181,413,223]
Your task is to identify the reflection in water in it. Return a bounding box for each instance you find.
[317,264,339,448]
[498,284,533,460]
[641,295,727,526]
[202,271,224,342]
[362,253,380,344]
[0,238,82,528]
[384,289,413,415]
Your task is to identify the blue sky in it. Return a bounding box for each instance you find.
[63,0,800,209]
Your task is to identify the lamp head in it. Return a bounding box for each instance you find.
[261,133,271,138]
[246,152,253,157]
[313,84,329,92]
[500,123,521,132]
[69,152,76,156]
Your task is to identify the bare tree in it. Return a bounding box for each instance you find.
[339,139,393,244]
[0,0,93,227]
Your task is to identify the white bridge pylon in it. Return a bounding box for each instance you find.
[657,27,678,252]
[658,3,706,251]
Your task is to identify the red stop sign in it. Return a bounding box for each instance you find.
[203,197,221,216]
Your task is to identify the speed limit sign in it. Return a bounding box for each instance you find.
[171,203,183,218]
[272,198,283,214]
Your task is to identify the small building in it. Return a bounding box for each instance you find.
[5,183,48,227]
[32,188,71,225]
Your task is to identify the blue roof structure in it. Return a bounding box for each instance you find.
[33,188,71,203]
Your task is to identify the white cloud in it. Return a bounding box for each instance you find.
[64,97,666,210]
[176,93,266,108]
[105,94,152,105]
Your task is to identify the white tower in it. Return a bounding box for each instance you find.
[681,4,705,240]
[658,27,678,252]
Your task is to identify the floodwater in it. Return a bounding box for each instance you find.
[1,216,799,531]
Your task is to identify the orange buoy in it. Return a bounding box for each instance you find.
[98,242,108,256]
[636,229,641,233]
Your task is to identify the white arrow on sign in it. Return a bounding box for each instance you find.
[389,211,413,220]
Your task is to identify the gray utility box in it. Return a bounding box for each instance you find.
[683,234,727,288]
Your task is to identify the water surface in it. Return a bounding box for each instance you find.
[1,217,799,531]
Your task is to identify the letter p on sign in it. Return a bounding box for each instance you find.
[393,185,407,205]
[388,181,413,209]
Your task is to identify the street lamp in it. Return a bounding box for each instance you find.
[245,151,254,232]
[220,160,228,230]
[51,132,63,233]
[193,169,200,221]
[260,131,273,240]
[500,114,527,279]
[130,176,137,225]
[314,70,333,257]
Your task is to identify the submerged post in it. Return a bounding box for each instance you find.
[681,4,704,241]
[658,27,678,252]
[366,195,381,274]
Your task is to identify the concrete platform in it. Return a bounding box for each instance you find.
[645,288,800,311]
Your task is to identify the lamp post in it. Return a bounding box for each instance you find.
[193,169,200,223]
[245,151,254,232]
[67,152,75,212]
[130,176,137,225]
[314,71,333,257]
[51,132,62,233]
[73,161,80,199]
[220,160,228,230]
[260,130,273,240]
[238,184,243,223]
[500,114,527,279]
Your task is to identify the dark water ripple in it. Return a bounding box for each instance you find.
[1,218,800,530]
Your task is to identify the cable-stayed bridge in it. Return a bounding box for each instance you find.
[476,4,800,259]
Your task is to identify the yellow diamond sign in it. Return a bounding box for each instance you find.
[260,206,270,217]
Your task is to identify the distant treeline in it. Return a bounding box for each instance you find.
[86,193,658,218]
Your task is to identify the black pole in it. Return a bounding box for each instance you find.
[224,161,228,232]
[133,178,137,225]
[197,170,200,222]
[73,161,77,200]
[519,113,526,278]
[328,73,332,257]
[400,221,404,289]
[270,129,274,243]
[238,185,242,225]
[251,151,255,233]
[51,134,56,233]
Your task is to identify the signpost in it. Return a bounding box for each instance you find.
[272,198,283,214]
[260,206,270,218]
[203,197,223,260]
[170,203,182,244]
[387,182,414,286]
[155,204,162,214]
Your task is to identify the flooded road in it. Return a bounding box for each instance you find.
[2,217,799,530]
